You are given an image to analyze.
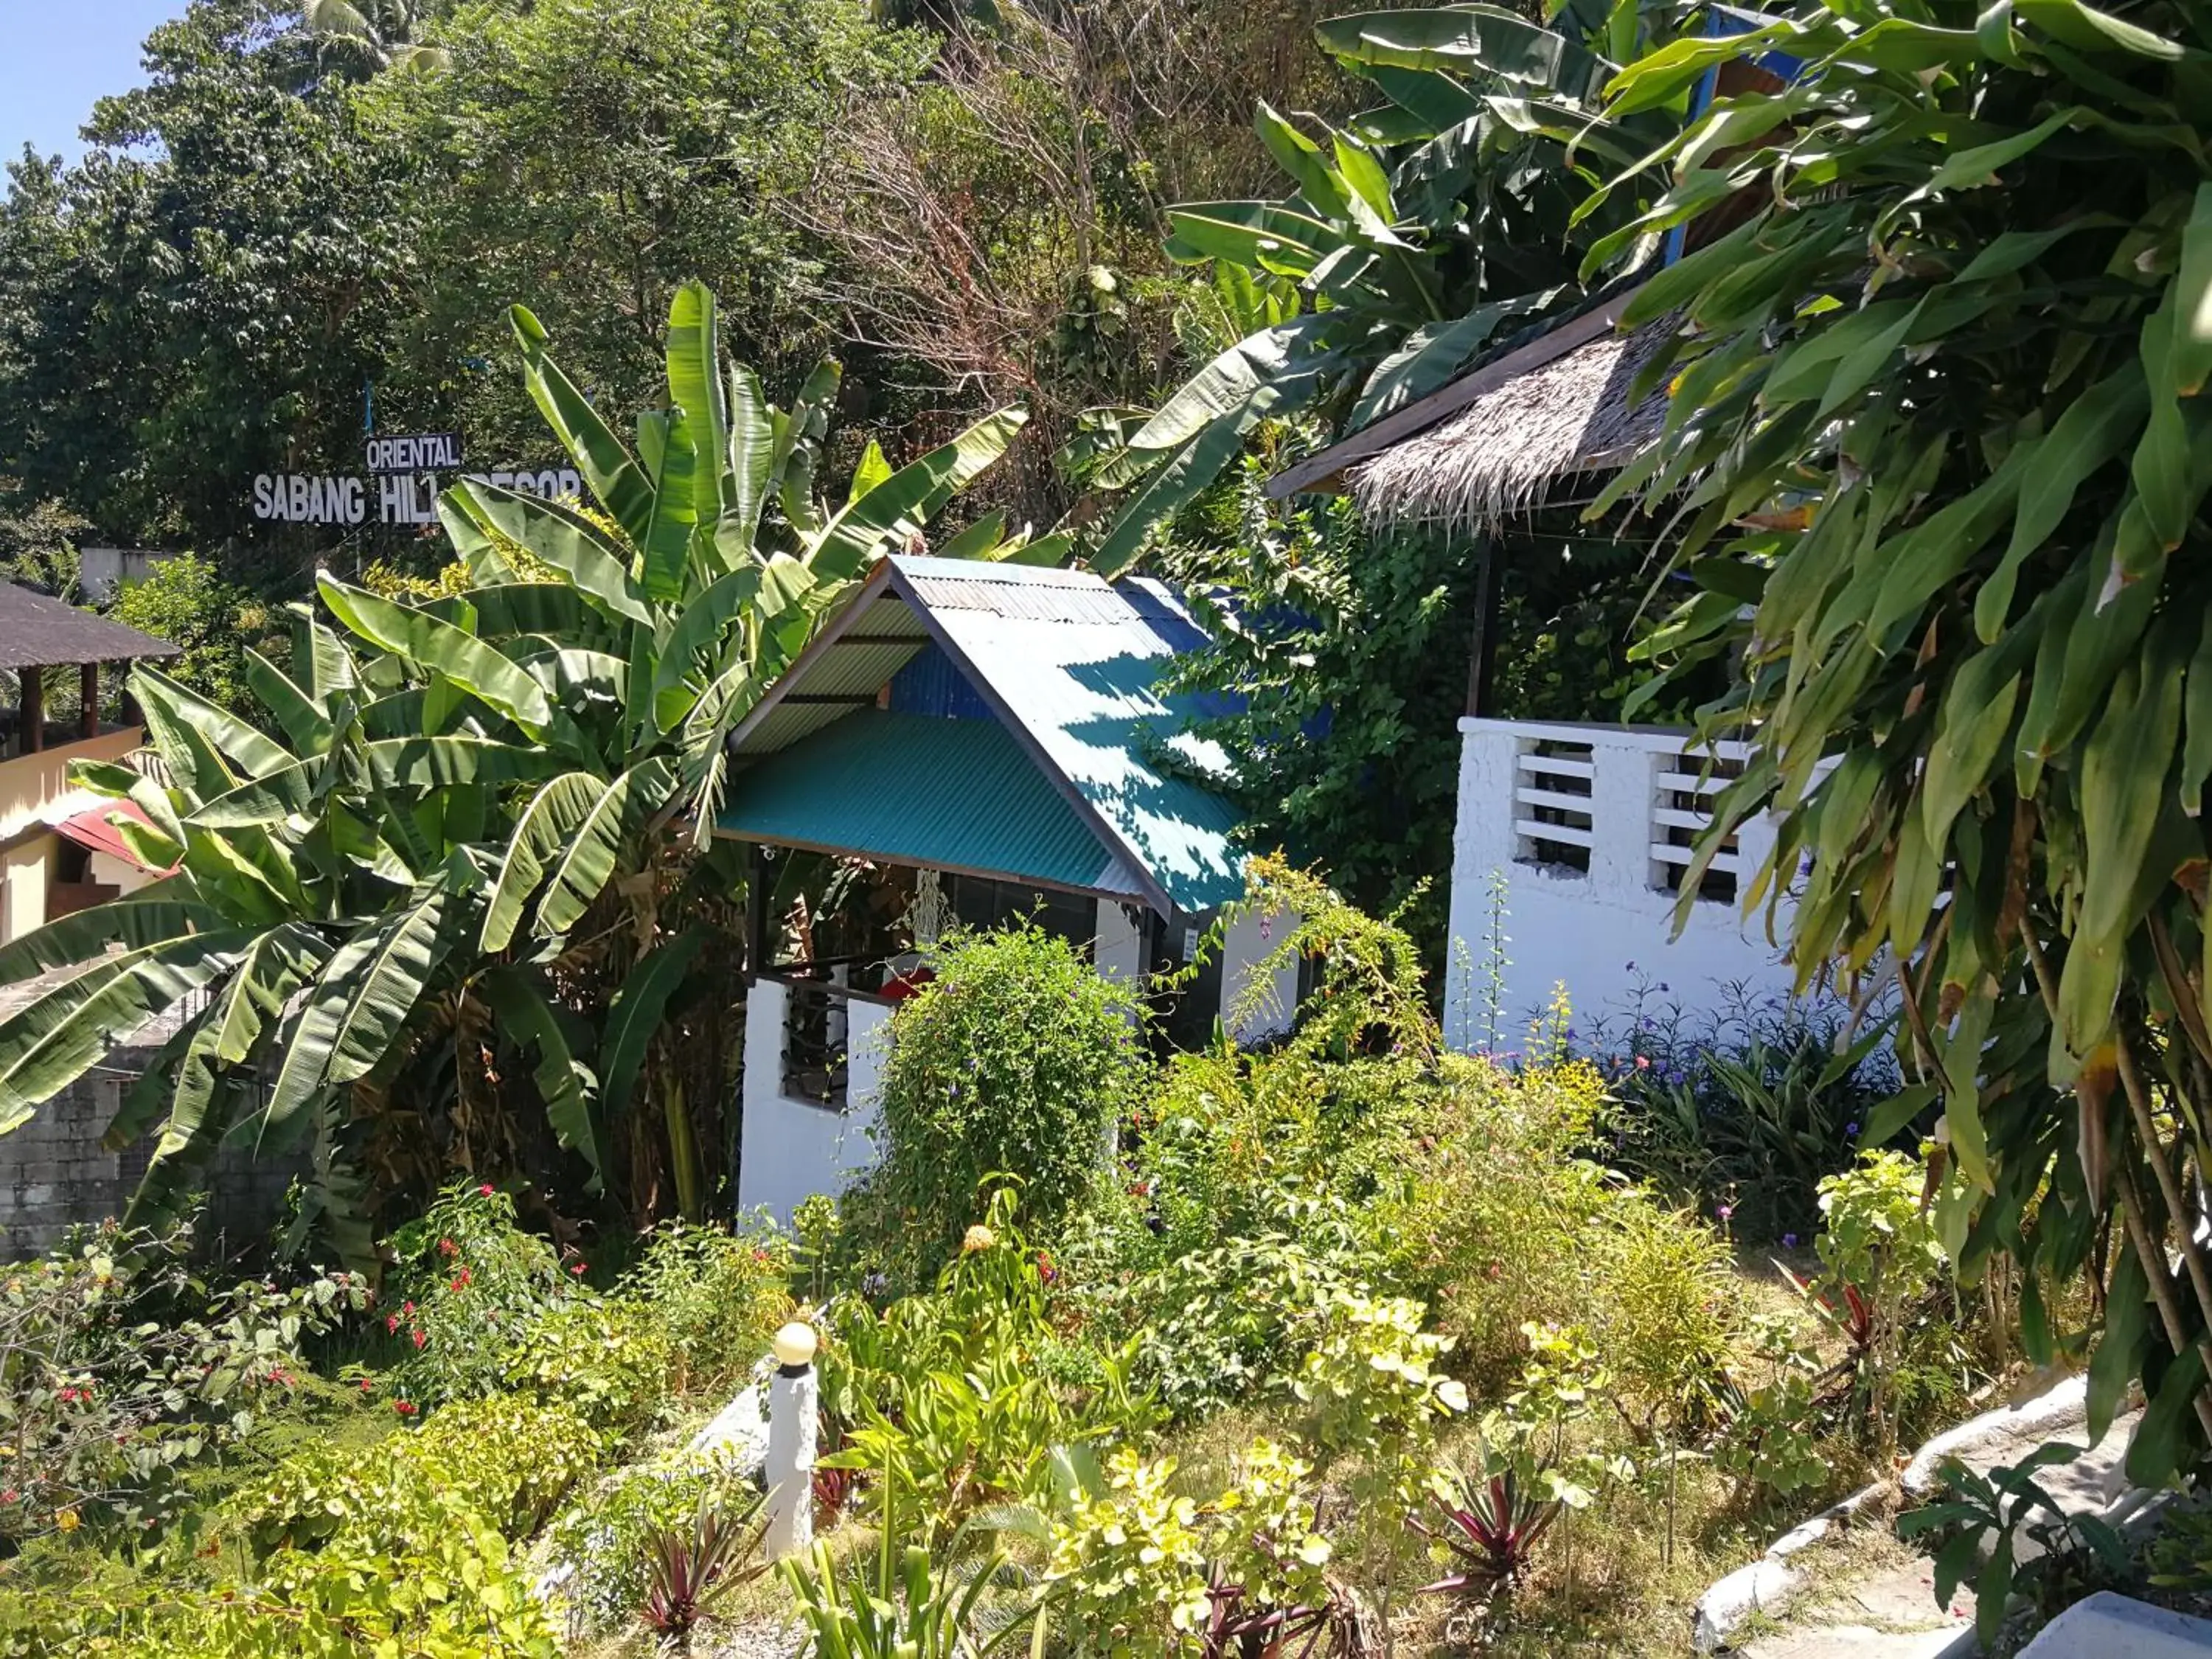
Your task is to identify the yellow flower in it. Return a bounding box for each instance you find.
[961,1225,996,1255]
[55,1509,80,1533]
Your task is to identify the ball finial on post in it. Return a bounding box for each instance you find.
[763,1318,820,1559]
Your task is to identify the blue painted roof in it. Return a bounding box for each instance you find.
[719,556,1249,916]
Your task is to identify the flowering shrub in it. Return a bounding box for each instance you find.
[0,1222,367,1544]
[385,1183,579,1406]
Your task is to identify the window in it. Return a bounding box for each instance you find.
[1652,748,1742,904]
[781,980,849,1111]
[1513,739,1595,875]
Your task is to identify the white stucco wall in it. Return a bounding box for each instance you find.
[0,836,53,946]
[734,979,891,1225]
[1093,899,1147,985]
[1443,717,1797,1053]
[1219,904,1298,1044]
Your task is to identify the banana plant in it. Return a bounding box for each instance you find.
[0,280,1029,1258]
[1079,1,1696,574]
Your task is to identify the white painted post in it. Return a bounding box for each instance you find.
[763,1321,818,1559]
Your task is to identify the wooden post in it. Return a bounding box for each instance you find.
[119,666,141,729]
[21,665,42,754]
[1464,538,1502,717]
[80,662,99,740]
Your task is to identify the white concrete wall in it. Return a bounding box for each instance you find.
[1,836,53,946]
[1443,717,1795,1053]
[1093,899,1147,986]
[734,979,890,1225]
[1220,904,1299,1044]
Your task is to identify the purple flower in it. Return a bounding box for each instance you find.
[1781,1233,1800,1249]
[1845,1121,1860,1137]
[1716,1204,1734,1222]
[1658,983,1670,993]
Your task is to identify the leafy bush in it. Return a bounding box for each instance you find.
[549,1453,757,1636]
[386,1183,578,1407]
[855,925,1151,1273]
[824,1192,1153,1529]
[504,1298,675,1442]
[617,1220,795,1397]
[1584,1197,1745,1442]
[1046,1440,1346,1656]
[1584,978,1909,1241]
[0,1222,366,1543]
[235,1394,602,1554]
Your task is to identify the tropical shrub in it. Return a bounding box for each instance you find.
[1585,981,1908,1241]
[0,1222,367,1544]
[824,1193,1153,1530]
[1045,1440,1346,1658]
[549,1453,757,1637]
[1599,0,2212,1481]
[855,925,1151,1273]
[616,1220,794,1397]
[385,1182,577,1406]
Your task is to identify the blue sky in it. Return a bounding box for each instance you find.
[0,3,192,164]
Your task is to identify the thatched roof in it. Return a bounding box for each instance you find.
[1345,313,1676,534]
[0,583,181,672]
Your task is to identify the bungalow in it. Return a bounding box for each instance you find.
[0,583,179,944]
[713,554,1299,1222]
[1270,328,1797,1042]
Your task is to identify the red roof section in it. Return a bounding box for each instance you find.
[54,799,178,875]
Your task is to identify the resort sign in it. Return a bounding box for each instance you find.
[251,431,582,527]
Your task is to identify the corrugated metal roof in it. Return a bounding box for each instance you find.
[0,583,183,670]
[722,557,1248,916]
[720,710,1144,898]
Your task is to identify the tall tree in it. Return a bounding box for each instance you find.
[1605,0,2212,1478]
[0,0,416,557]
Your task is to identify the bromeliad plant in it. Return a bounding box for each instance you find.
[0,279,1030,1251]
[640,1492,768,1649]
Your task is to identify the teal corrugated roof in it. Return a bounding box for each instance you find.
[718,710,1146,899]
[720,556,1248,915]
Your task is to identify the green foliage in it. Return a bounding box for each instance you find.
[858,926,1151,1273]
[825,1192,1154,1531]
[548,1453,755,1636]
[107,555,285,719]
[385,1182,574,1406]
[1587,982,1911,1242]
[1714,1321,1830,1500]
[1898,1445,2129,1651]
[1603,0,2212,1486]
[0,1221,366,1545]
[0,279,1020,1243]
[1293,1290,1467,1466]
[613,1220,795,1399]
[1045,1439,1344,1656]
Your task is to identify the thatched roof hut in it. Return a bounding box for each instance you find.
[1266,285,1678,535]
[1344,315,1674,534]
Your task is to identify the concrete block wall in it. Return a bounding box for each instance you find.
[1444,717,1798,1051]
[0,1037,299,1261]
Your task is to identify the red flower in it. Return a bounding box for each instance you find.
[1,1491,15,1505]
[358,1378,373,1394]
[437,1238,457,1258]
[449,1269,472,1291]
[402,1300,414,1315]
[477,1183,494,1197]
[393,1400,417,1416]
[568,1262,586,1277]
[411,1329,427,1349]
[385,1314,400,1335]
[1036,1251,1057,1285]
